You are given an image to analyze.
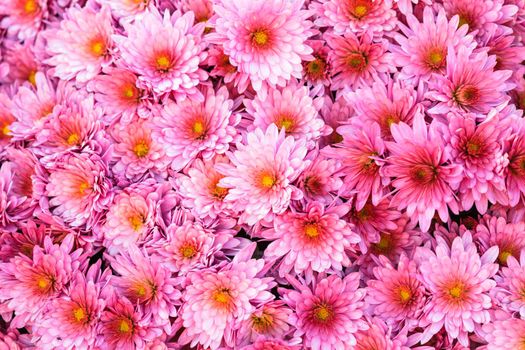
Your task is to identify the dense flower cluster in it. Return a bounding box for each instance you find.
[2,0,525,349]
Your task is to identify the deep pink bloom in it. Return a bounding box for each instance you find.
[505,123,525,206]
[0,0,46,40]
[236,301,292,345]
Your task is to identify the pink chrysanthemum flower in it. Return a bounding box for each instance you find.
[2,40,40,85]
[0,0,46,40]
[0,93,15,150]
[318,96,353,148]
[263,202,359,276]
[345,77,420,139]
[109,247,181,331]
[179,0,213,24]
[311,0,397,35]
[114,8,207,97]
[215,125,308,225]
[33,274,105,350]
[0,235,84,328]
[302,40,331,89]
[179,256,275,349]
[326,32,395,91]
[391,7,474,83]
[441,111,510,213]
[322,121,388,210]
[153,86,238,171]
[493,251,525,318]
[101,0,154,20]
[482,317,525,349]
[366,254,425,328]
[208,0,314,98]
[44,6,113,83]
[283,273,368,350]
[0,219,46,261]
[486,33,525,74]
[240,339,301,350]
[45,152,113,228]
[505,125,525,206]
[245,82,327,147]
[112,119,170,180]
[427,46,513,115]
[416,233,499,346]
[474,215,525,265]
[206,46,251,95]
[296,151,343,205]
[236,301,292,345]
[383,113,463,232]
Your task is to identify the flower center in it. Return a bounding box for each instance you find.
[447,281,465,300]
[37,277,48,289]
[397,285,412,304]
[118,319,132,333]
[133,141,149,158]
[346,52,367,72]
[89,38,106,57]
[373,234,393,255]
[179,244,197,259]
[425,48,446,70]
[304,223,320,239]
[78,181,91,196]
[122,83,139,100]
[305,57,327,80]
[465,140,482,157]
[251,312,274,333]
[275,115,295,132]
[155,54,172,72]
[28,70,37,86]
[23,0,39,14]
[191,119,207,139]
[210,178,229,200]
[259,172,276,189]
[313,303,333,323]
[128,215,144,232]
[303,176,323,195]
[131,281,155,301]
[350,2,370,19]
[498,250,513,265]
[457,12,474,29]
[66,133,80,146]
[356,203,373,222]
[1,123,11,139]
[73,307,87,323]
[411,164,438,185]
[212,288,232,309]
[251,29,270,47]
[454,84,480,106]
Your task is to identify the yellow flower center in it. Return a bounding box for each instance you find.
[191,120,207,139]
[448,282,465,299]
[155,55,171,71]
[313,304,333,323]
[466,140,481,156]
[252,30,269,47]
[73,307,86,323]
[353,4,368,18]
[118,319,132,333]
[275,115,295,132]
[128,215,143,232]
[304,223,320,238]
[346,52,367,71]
[499,250,512,265]
[133,141,149,158]
[426,48,446,70]
[398,286,412,303]
[306,58,327,80]
[212,288,232,309]
[179,244,197,259]
[66,133,80,146]
[211,182,229,199]
[37,277,48,289]
[24,0,38,14]
[90,39,106,57]
[454,84,480,106]
[259,173,276,189]
[2,123,10,137]
[251,312,274,333]
[78,181,90,196]
[122,84,138,100]
[28,70,37,86]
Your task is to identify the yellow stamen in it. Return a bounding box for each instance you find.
[90,40,106,57]
[24,0,38,14]
[353,5,368,18]
[66,133,80,145]
[260,173,276,189]
[192,121,205,136]
[122,84,138,99]
[133,141,149,158]
[212,288,231,307]
[313,304,332,322]
[275,116,294,132]
[251,312,274,333]
[499,250,512,265]
[2,124,10,137]
[37,277,48,289]
[78,181,90,196]
[252,30,269,46]
[28,70,37,86]
[73,307,86,322]
[448,282,464,299]
[304,224,320,238]
[179,244,197,259]
[398,286,412,303]
[128,215,143,232]
[118,319,131,333]
[155,55,171,71]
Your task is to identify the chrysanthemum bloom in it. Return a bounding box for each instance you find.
[112,119,170,180]
[317,96,353,148]
[33,275,105,350]
[245,82,327,147]
[416,233,499,346]
[383,113,462,232]
[345,78,420,139]
[2,40,40,85]
[486,33,525,74]
[240,339,301,350]
[153,86,238,171]
[302,40,331,89]
[236,301,292,345]
[44,6,113,83]
[482,317,525,349]
[504,125,525,206]
[45,152,113,228]
[326,32,395,91]
[353,318,412,350]
[311,0,397,35]
[0,93,15,150]
[179,0,213,24]
[0,163,30,230]
[207,0,314,98]
[492,251,525,318]
[263,201,359,276]
[323,121,388,210]
[101,0,154,20]
[108,247,181,331]
[215,125,308,225]
[0,0,46,40]
[440,111,510,213]
[296,151,343,205]
[205,46,251,95]
[0,219,46,261]
[427,46,513,115]
[394,0,432,14]
[0,235,85,328]
[283,273,368,349]
[179,257,275,349]
[88,67,150,124]
[114,8,207,97]
[474,215,525,265]
[366,254,425,328]
[391,7,475,84]
[0,330,25,350]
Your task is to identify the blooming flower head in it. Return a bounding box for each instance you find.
[296,151,343,204]
[282,273,368,350]
[383,112,463,232]
[0,92,15,150]
[482,317,525,349]
[302,40,331,89]
[475,215,525,265]
[44,6,113,83]
[244,81,327,147]
[2,39,40,85]
[427,46,514,115]
[153,86,238,171]
[263,202,359,276]
[208,0,314,98]
[216,125,308,225]
[416,233,499,347]
[114,8,207,97]
[45,152,113,228]
[326,32,395,91]
[311,0,397,36]
[236,301,292,345]
[493,251,525,318]
[179,256,275,349]
[0,219,46,261]
[179,0,213,24]
[317,96,353,148]
[0,0,46,40]
[101,0,154,20]
[205,45,251,94]
[505,124,525,206]
[353,318,411,350]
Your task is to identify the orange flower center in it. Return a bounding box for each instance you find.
[251,29,270,47]
[118,318,132,333]
[210,178,229,200]
[275,115,295,132]
[411,164,438,185]
[155,54,172,71]
[346,52,367,72]
[73,307,88,323]
[498,250,513,265]
[78,181,91,196]
[128,215,144,232]
[251,312,274,334]
[179,244,197,259]
[89,38,106,57]
[191,119,207,139]
[349,1,371,19]
[1,123,11,139]
[304,223,320,239]
[454,84,480,106]
[313,303,334,323]
[305,57,327,80]
[258,172,276,189]
[122,83,139,100]
[447,281,466,301]
[465,140,482,157]
[133,140,149,158]
[28,70,37,86]
[397,285,412,304]
[23,0,39,14]
[425,48,446,70]
[66,133,80,146]
[212,288,232,309]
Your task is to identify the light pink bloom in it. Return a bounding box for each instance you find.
[416,233,499,347]
[114,8,207,98]
[153,86,238,171]
[236,301,292,345]
[216,125,308,225]
[45,152,113,228]
[505,124,525,206]
[283,273,368,350]
[208,0,314,98]
[391,7,475,83]
[493,251,525,318]
[482,317,525,349]
[0,92,15,150]
[326,32,395,91]
[44,6,113,83]
[205,46,251,95]
[0,219,46,261]
[311,0,397,35]
[296,151,343,205]
[0,0,46,40]
[240,339,301,350]
[245,82,327,147]
[2,40,40,85]
[179,256,275,350]
[317,96,353,148]
[179,0,213,24]
[486,33,525,74]
[101,0,154,20]
[427,46,514,115]
[383,112,463,232]
[263,202,359,276]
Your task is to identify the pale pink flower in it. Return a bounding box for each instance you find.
[317,96,353,148]
[311,0,397,35]
[485,33,525,74]
[482,317,525,349]
[326,32,395,91]
[427,46,514,115]
[236,301,292,345]
[383,112,463,232]
[493,251,525,318]
[283,273,368,350]
[263,202,359,276]
[179,0,213,24]
[205,46,251,95]
[240,339,301,350]
[0,92,15,150]
[353,318,412,350]
[208,0,314,98]
[2,40,40,85]
[0,0,46,40]
[44,6,113,83]
[114,8,207,98]
[505,124,525,206]
[101,0,154,20]
[153,86,238,171]
[215,125,308,225]
[416,233,499,347]
[0,219,46,261]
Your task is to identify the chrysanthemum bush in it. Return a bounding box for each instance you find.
[3,0,525,348]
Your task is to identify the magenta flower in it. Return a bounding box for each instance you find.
[236,301,292,345]
[475,215,525,265]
